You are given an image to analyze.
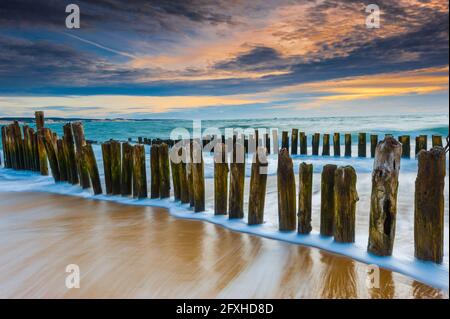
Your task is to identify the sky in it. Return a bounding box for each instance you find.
[0,0,448,119]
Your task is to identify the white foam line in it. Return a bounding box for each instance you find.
[1,169,447,293]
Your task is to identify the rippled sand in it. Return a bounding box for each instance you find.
[0,192,446,299]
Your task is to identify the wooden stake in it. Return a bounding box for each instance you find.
[229,136,245,218]
[415,135,427,155]
[159,143,171,198]
[399,135,411,159]
[37,130,48,175]
[41,128,60,182]
[214,142,229,215]
[35,111,45,131]
[56,139,68,182]
[109,140,121,195]
[72,122,90,188]
[282,131,289,150]
[82,143,103,195]
[178,143,189,204]
[414,147,446,263]
[63,124,79,184]
[358,133,366,157]
[321,164,337,236]
[150,144,160,198]
[170,146,181,201]
[248,147,268,225]
[334,166,358,243]
[192,139,205,212]
[132,144,147,199]
[264,133,270,154]
[291,129,298,155]
[277,148,296,231]
[432,135,443,147]
[322,134,330,156]
[121,142,133,196]
[344,134,352,157]
[370,135,378,158]
[101,142,112,194]
[312,133,320,155]
[368,137,402,256]
[187,141,195,206]
[333,133,340,157]
[298,162,313,234]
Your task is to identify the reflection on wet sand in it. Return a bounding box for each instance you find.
[0,192,446,299]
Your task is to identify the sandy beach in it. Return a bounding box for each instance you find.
[0,192,446,299]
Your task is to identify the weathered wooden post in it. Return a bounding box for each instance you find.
[272,129,279,155]
[312,133,320,155]
[42,128,61,182]
[370,134,378,158]
[277,148,296,231]
[170,146,181,201]
[132,144,147,199]
[291,129,298,155]
[333,133,340,157]
[214,142,229,215]
[56,139,68,182]
[322,134,330,156]
[159,143,171,198]
[35,111,45,131]
[150,144,160,198]
[282,131,289,151]
[37,131,48,175]
[178,143,189,204]
[110,140,121,195]
[101,142,112,194]
[229,135,245,218]
[298,162,313,234]
[399,135,411,159]
[358,133,366,157]
[192,139,205,212]
[82,143,102,195]
[299,132,307,155]
[344,134,352,157]
[72,122,90,188]
[1,126,8,167]
[12,121,24,169]
[414,147,446,263]
[121,142,133,196]
[63,124,78,184]
[187,140,195,206]
[432,135,443,147]
[415,135,427,155]
[368,137,402,256]
[264,133,270,154]
[334,166,358,243]
[320,164,337,236]
[248,147,268,225]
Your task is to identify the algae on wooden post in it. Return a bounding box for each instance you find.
[132,144,147,199]
[334,166,358,243]
[150,144,160,198]
[277,148,296,231]
[178,143,190,204]
[229,135,245,218]
[63,123,79,184]
[432,135,443,147]
[415,135,427,155]
[82,143,103,195]
[414,147,446,263]
[312,133,320,155]
[159,143,171,198]
[368,137,402,256]
[72,122,90,188]
[298,162,313,234]
[170,144,181,201]
[110,140,122,195]
[101,142,112,194]
[370,135,378,158]
[399,135,411,159]
[214,142,229,215]
[320,164,337,236]
[248,147,268,225]
[192,139,205,212]
[358,133,367,157]
[291,129,298,155]
[42,128,61,182]
[56,139,68,182]
[121,142,133,196]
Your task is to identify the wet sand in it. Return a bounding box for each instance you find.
[0,192,446,299]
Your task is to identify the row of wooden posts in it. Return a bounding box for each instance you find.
[134,130,443,159]
[0,112,447,264]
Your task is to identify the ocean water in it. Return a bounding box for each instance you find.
[0,113,449,291]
